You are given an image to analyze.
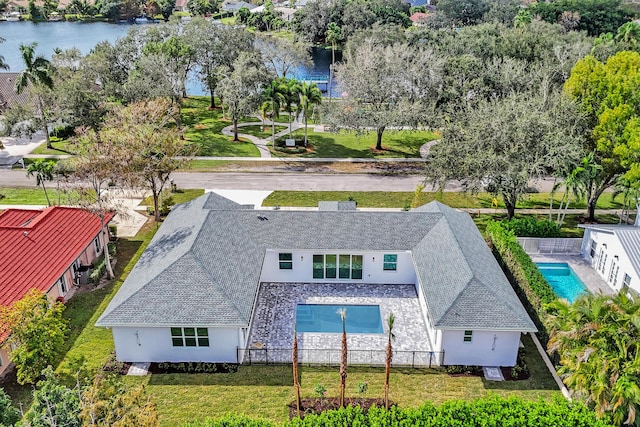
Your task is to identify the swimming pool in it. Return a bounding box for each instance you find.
[296,304,384,334]
[535,262,589,303]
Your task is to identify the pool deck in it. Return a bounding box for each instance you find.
[530,255,614,296]
[246,282,435,365]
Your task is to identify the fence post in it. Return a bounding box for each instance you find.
[265,348,269,365]
[248,348,252,365]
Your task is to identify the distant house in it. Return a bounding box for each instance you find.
[221,1,257,13]
[174,0,188,12]
[0,207,113,377]
[0,73,31,112]
[580,224,640,294]
[409,11,428,25]
[98,193,536,368]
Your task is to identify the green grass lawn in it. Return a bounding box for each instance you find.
[0,187,79,205]
[272,129,439,158]
[182,97,260,157]
[263,190,629,210]
[139,189,205,206]
[129,335,558,426]
[28,137,78,155]
[239,125,287,139]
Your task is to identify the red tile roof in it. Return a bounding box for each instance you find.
[409,12,428,23]
[0,207,114,308]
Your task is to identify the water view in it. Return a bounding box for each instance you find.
[0,21,337,96]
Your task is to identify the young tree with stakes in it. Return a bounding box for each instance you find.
[384,312,395,410]
[292,324,302,417]
[338,308,348,408]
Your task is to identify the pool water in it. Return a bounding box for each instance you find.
[535,262,589,303]
[296,304,384,334]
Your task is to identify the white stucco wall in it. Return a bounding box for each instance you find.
[441,330,521,366]
[112,327,242,363]
[581,229,639,293]
[259,250,417,284]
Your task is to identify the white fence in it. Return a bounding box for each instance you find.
[517,238,583,255]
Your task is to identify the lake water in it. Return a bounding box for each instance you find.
[0,21,337,95]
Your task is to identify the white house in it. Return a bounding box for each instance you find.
[580,224,640,293]
[97,193,536,367]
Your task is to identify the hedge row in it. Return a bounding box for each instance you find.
[499,217,560,238]
[186,396,612,427]
[485,221,557,345]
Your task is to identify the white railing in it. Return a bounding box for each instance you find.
[517,238,583,255]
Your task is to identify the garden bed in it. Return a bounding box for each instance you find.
[288,397,388,419]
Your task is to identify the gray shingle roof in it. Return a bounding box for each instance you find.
[97,193,536,332]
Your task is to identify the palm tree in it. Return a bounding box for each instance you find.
[262,79,286,143]
[546,293,640,425]
[338,308,347,408]
[0,37,9,71]
[292,324,302,417]
[15,43,54,149]
[26,159,55,207]
[281,78,300,137]
[554,166,587,228]
[297,82,322,147]
[325,22,341,102]
[384,313,395,410]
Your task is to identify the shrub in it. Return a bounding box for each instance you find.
[486,221,557,345]
[89,255,106,284]
[500,217,560,237]
[50,125,75,139]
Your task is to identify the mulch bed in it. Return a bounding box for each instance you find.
[288,397,388,419]
[447,366,529,381]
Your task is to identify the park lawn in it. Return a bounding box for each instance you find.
[139,189,205,206]
[29,138,78,155]
[240,125,287,139]
[272,129,439,158]
[181,96,260,157]
[128,335,558,426]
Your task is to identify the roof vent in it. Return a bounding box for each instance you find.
[257,214,269,221]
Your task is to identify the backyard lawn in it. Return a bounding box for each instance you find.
[272,129,439,158]
[128,334,558,426]
[181,97,260,157]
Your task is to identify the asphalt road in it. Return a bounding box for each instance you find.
[0,170,560,192]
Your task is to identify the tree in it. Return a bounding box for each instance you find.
[325,22,341,101]
[338,308,347,408]
[564,51,640,220]
[281,78,300,137]
[437,0,488,26]
[15,42,54,149]
[0,290,67,385]
[110,99,195,222]
[292,325,301,417]
[329,38,442,150]
[156,0,175,20]
[0,37,8,71]
[384,312,395,410]
[297,82,322,147]
[546,292,640,426]
[258,36,312,78]
[0,389,20,427]
[219,53,270,141]
[261,79,286,142]
[426,91,585,219]
[184,18,254,109]
[23,366,81,427]
[26,160,55,207]
[616,21,640,46]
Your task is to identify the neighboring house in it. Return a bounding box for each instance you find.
[0,207,113,377]
[221,1,256,13]
[174,0,187,12]
[98,193,536,367]
[0,73,31,112]
[580,224,640,294]
[275,6,295,21]
[409,11,428,25]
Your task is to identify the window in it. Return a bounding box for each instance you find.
[171,327,209,347]
[0,353,3,367]
[313,255,324,278]
[313,254,363,280]
[383,254,397,271]
[94,236,102,255]
[279,253,293,270]
[623,274,632,289]
[589,240,597,258]
[56,276,67,295]
[463,330,473,343]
